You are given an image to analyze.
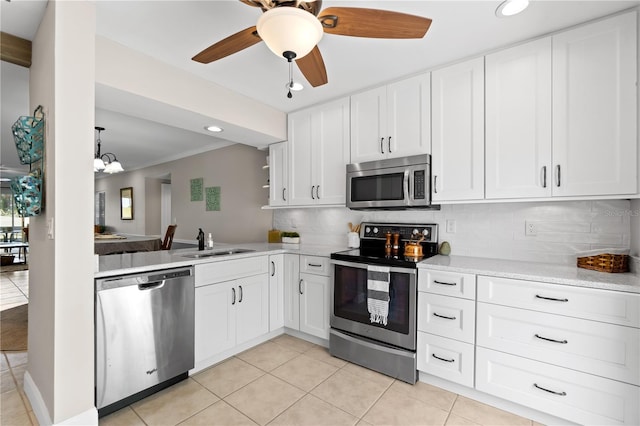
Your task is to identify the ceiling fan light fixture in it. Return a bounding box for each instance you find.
[257,6,323,59]
[495,0,529,17]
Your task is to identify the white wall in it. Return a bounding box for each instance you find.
[274,199,632,264]
[95,143,272,244]
[26,0,97,424]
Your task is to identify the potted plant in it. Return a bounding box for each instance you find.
[281,231,300,244]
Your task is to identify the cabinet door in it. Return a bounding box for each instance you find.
[432,57,485,201]
[486,38,552,199]
[350,86,387,163]
[194,281,236,364]
[299,273,330,339]
[269,254,285,331]
[288,110,314,205]
[235,274,269,345]
[387,72,431,158]
[314,97,350,205]
[283,254,301,330]
[269,142,288,207]
[552,11,637,197]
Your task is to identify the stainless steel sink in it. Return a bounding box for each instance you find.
[181,248,255,259]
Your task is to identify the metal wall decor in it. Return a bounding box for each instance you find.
[11,105,45,217]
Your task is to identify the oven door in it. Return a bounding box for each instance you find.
[330,259,417,351]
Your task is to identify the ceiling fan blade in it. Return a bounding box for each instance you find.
[296,46,328,87]
[318,7,432,39]
[192,26,261,63]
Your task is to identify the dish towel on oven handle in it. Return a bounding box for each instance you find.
[367,264,390,326]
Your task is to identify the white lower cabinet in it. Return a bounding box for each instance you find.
[476,302,640,386]
[417,269,476,387]
[194,257,269,368]
[285,255,330,340]
[417,332,474,387]
[476,347,639,426]
[299,272,330,339]
[476,274,640,425]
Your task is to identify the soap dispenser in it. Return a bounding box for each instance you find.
[197,228,205,251]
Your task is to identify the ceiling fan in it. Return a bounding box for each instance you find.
[192,0,432,89]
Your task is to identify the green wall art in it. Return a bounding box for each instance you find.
[205,186,221,211]
[190,178,203,201]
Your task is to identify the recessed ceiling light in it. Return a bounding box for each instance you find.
[496,0,529,17]
[285,81,304,91]
[205,125,223,133]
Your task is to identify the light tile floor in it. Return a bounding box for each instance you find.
[0,270,543,426]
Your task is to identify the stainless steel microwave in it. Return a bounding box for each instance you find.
[346,154,435,210]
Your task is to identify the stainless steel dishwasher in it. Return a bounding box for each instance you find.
[95,266,194,416]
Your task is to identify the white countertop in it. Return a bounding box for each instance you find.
[95,242,347,278]
[419,255,640,294]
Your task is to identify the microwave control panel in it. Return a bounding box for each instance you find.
[413,170,425,199]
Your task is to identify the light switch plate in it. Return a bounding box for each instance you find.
[446,219,456,233]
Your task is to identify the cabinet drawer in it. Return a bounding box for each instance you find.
[477,302,640,386]
[195,256,268,287]
[418,269,476,299]
[300,255,329,276]
[476,347,640,426]
[417,293,475,343]
[477,275,640,327]
[417,332,474,387]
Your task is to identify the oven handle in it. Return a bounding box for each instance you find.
[330,259,417,275]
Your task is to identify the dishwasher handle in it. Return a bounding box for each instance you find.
[138,281,165,290]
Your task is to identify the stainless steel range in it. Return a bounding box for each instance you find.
[329,222,438,384]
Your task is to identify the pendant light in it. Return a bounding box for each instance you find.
[94,126,124,174]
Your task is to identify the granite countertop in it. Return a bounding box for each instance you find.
[95,242,347,278]
[419,255,640,294]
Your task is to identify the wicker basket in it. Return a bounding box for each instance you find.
[577,253,629,273]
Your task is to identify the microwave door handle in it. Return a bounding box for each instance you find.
[403,170,410,202]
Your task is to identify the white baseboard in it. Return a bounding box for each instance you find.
[24,371,98,426]
[24,371,52,426]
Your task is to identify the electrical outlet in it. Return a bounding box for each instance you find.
[446,219,456,233]
[525,221,537,236]
[47,217,54,239]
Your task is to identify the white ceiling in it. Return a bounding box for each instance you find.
[2,0,639,179]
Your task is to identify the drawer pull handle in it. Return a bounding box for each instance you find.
[534,383,566,396]
[308,263,322,268]
[535,294,568,302]
[433,312,457,320]
[433,280,456,286]
[535,334,568,344]
[432,353,455,363]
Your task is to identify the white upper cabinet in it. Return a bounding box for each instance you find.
[350,73,431,163]
[432,57,485,202]
[268,142,288,207]
[288,97,350,206]
[486,38,553,199]
[552,11,637,197]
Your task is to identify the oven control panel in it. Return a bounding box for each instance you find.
[361,223,438,242]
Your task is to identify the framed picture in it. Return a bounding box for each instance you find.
[120,187,134,220]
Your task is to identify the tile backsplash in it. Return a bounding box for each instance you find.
[273,199,632,265]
